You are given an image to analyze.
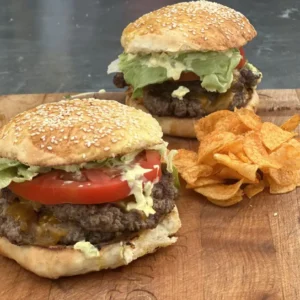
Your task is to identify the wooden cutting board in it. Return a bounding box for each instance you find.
[0,90,300,300]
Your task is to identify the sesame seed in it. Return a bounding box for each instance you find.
[130,2,250,41]
[3,98,161,161]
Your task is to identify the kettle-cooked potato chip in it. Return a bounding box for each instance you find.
[244,181,265,198]
[214,153,258,182]
[197,131,236,163]
[194,179,243,200]
[270,142,300,170]
[216,167,257,184]
[207,189,243,207]
[261,122,295,151]
[266,175,296,194]
[194,110,234,141]
[236,108,262,131]
[173,149,198,172]
[244,132,282,169]
[268,168,297,186]
[218,137,244,154]
[236,151,252,163]
[280,114,300,132]
[214,114,249,135]
[181,164,213,184]
[186,176,224,189]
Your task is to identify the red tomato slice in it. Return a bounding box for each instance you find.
[177,72,200,82]
[237,48,246,69]
[8,150,161,205]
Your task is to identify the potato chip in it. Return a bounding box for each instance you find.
[218,137,244,155]
[266,175,296,194]
[207,190,243,207]
[214,153,258,182]
[288,138,300,150]
[269,168,297,186]
[186,176,224,189]
[173,149,198,173]
[263,174,270,187]
[211,164,225,175]
[244,132,282,169]
[194,110,234,141]
[194,179,243,200]
[214,114,249,135]
[216,167,256,184]
[270,142,300,170]
[236,108,262,131]
[236,151,251,163]
[261,122,295,151]
[181,164,213,184]
[280,114,300,132]
[295,170,300,186]
[198,131,236,163]
[244,181,265,198]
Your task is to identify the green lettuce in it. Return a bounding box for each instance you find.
[0,159,49,189]
[172,167,180,189]
[115,49,241,98]
[0,143,178,190]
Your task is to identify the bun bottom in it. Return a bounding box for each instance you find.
[126,90,259,138]
[0,207,181,279]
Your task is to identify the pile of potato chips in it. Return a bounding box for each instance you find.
[173,108,300,207]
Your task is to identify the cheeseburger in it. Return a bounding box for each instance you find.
[108,1,262,137]
[0,99,181,278]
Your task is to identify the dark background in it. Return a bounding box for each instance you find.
[0,0,299,94]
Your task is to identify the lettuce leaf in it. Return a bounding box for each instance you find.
[115,49,241,98]
[172,167,180,189]
[0,143,177,190]
[0,164,43,189]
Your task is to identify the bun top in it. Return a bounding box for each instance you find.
[121,1,257,53]
[0,99,163,166]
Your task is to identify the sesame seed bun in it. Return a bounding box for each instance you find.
[0,206,181,279]
[121,1,257,53]
[126,90,260,138]
[0,99,163,166]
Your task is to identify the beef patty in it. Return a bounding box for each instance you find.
[114,67,261,118]
[0,170,177,247]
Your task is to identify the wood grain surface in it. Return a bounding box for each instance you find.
[0,90,300,300]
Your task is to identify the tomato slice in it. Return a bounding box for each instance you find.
[177,72,200,82]
[237,48,246,69]
[8,150,161,205]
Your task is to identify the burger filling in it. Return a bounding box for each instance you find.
[108,49,262,117]
[0,144,179,248]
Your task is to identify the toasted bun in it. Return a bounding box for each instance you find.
[0,207,181,279]
[0,99,164,166]
[126,90,259,138]
[121,1,257,53]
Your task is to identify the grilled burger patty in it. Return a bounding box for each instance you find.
[0,170,177,247]
[114,68,260,118]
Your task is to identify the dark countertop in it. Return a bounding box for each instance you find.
[0,0,299,94]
